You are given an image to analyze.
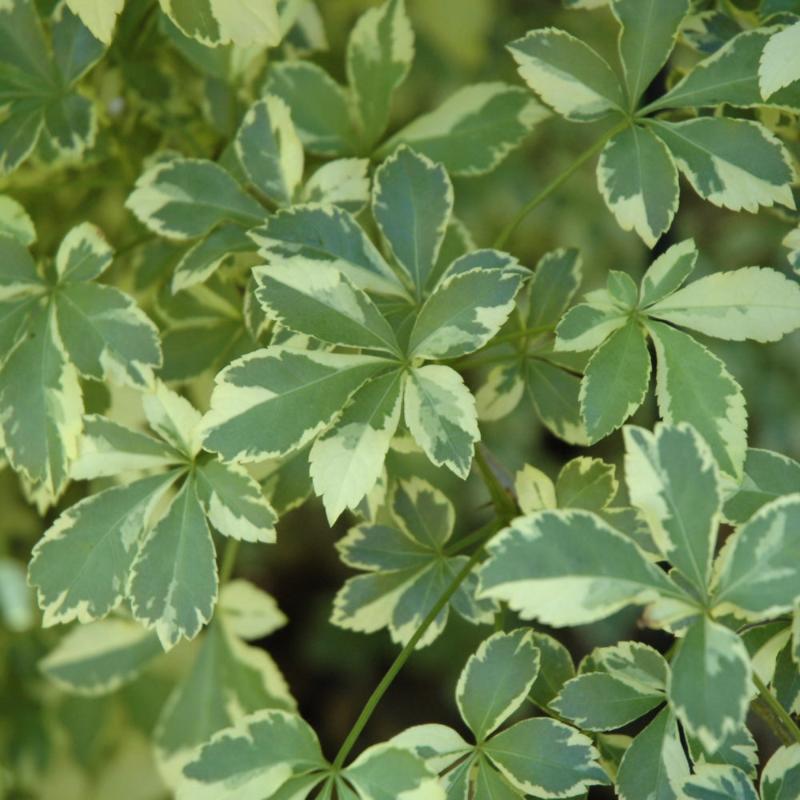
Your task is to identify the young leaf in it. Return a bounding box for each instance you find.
[650,118,796,213]
[639,239,697,308]
[647,267,800,343]
[195,459,277,544]
[478,509,686,626]
[264,61,357,157]
[310,369,404,523]
[668,616,754,751]
[555,457,618,511]
[28,471,180,626]
[179,710,325,800]
[201,348,389,462]
[711,495,800,621]
[235,96,304,206]
[128,479,218,650]
[611,0,689,106]
[39,619,163,695]
[346,0,414,148]
[372,146,453,293]
[515,465,557,514]
[759,21,800,99]
[249,204,405,297]
[254,261,401,355]
[580,317,651,442]
[456,629,541,741]
[508,28,625,121]
[647,320,747,479]
[597,124,679,247]
[409,252,525,359]
[624,424,721,596]
[552,672,664,731]
[403,364,479,479]
[615,708,689,800]
[126,158,264,240]
[484,718,608,797]
[379,83,548,176]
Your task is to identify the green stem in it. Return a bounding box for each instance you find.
[330,545,488,771]
[482,324,554,350]
[493,119,630,250]
[445,517,505,556]
[474,447,517,522]
[219,539,240,584]
[753,673,800,745]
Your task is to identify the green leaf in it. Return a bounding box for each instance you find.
[347,0,414,148]
[409,251,525,359]
[646,320,747,480]
[260,443,314,517]
[678,765,758,800]
[158,0,281,48]
[615,708,688,800]
[0,195,36,246]
[724,449,800,524]
[711,495,800,621]
[343,743,443,800]
[668,617,754,751]
[597,124,679,247]
[28,471,179,626]
[126,158,264,240]
[179,710,323,800]
[554,302,627,352]
[250,204,405,297]
[54,222,112,282]
[650,118,796,213]
[403,364,479,478]
[456,629,541,741]
[373,146,453,294]
[646,267,800,343]
[552,672,664,731]
[527,248,582,329]
[300,158,370,214]
[759,20,800,99]
[143,380,203,458]
[476,361,524,423]
[580,318,651,442]
[195,459,277,544]
[235,96,304,206]
[508,28,625,121]
[171,224,254,294]
[310,369,404,523]
[254,261,401,354]
[390,724,471,774]
[611,0,688,105]
[379,83,547,176]
[623,424,721,596]
[687,723,758,778]
[128,478,218,650]
[524,359,589,445]
[40,619,163,695]
[65,0,124,44]
[478,509,686,626]
[71,414,184,480]
[484,717,608,797]
[760,744,800,800]
[555,457,618,511]
[201,347,389,462]
[474,757,525,800]
[528,632,575,709]
[264,61,357,157]
[0,306,83,498]
[582,640,668,690]
[639,239,698,308]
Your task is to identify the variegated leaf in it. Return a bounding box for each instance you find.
[171,224,254,294]
[760,744,800,800]
[724,449,800,524]
[128,478,218,650]
[527,247,582,329]
[28,471,180,626]
[678,765,758,800]
[554,302,627,352]
[524,358,589,445]
[201,347,390,462]
[555,457,618,511]
[379,83,548,176]
[64,0,124,44]
[515,464,557,514]
[668,616,754,752]
[310,369,404,523]
[217,579,286,641]
[372,146,453,293]
[508,28,625,121]
[54,222,112,282]
[143,380,203,458]
[711,495,800,621]
[300,159,370,214]
[639,239,698,308]
[235,95,304,206]
[478,509,688,626]
[0,195,36,246]
[254,261,401,354]
[759,21,800,99]
[343,743,444,800]
[403,364,479,478]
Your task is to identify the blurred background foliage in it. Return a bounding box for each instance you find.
[1,0,799,797]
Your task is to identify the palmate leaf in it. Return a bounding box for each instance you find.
[332,478,495,648]
[0,1,104,175]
